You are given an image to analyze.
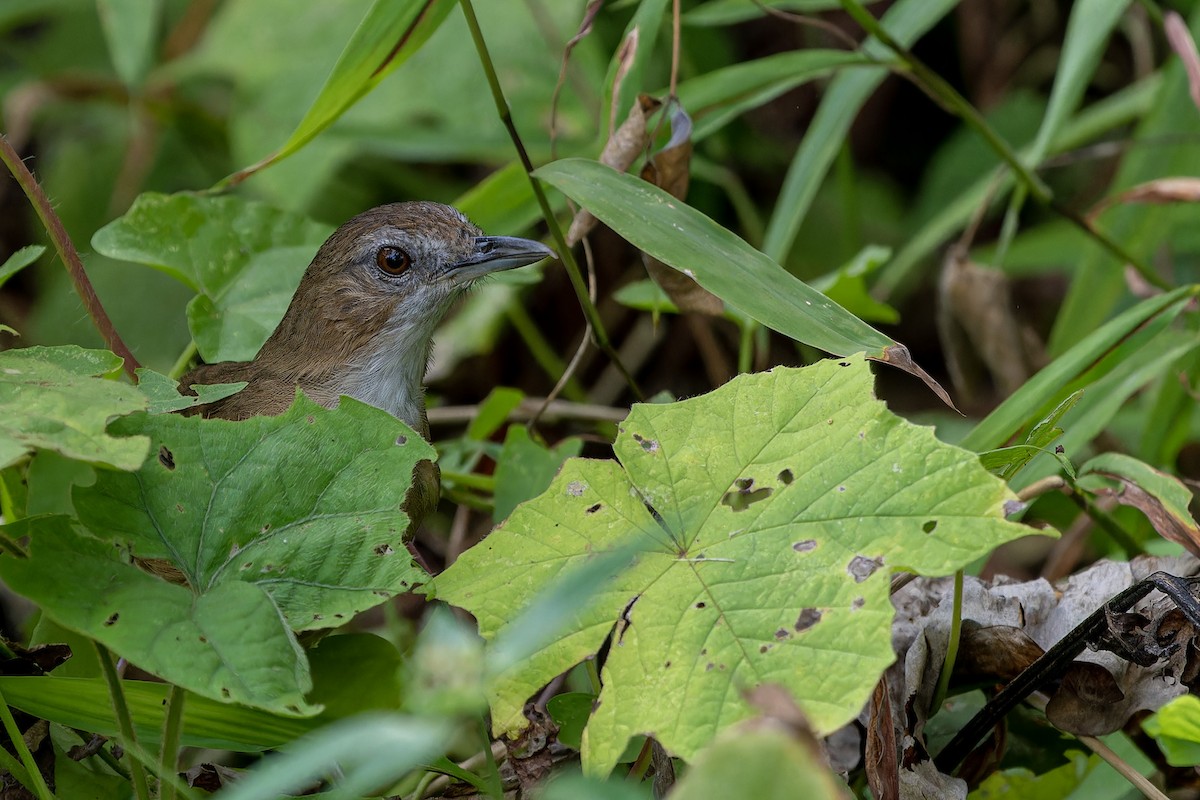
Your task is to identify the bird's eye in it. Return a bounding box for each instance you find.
[375,246,411,276]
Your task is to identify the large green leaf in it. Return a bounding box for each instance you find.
[0,346,147,470]
[91,192,332,362]
[436,355,1030,774]
[0,515,316,716]
[534,159,893,359]
[73,394,432,632]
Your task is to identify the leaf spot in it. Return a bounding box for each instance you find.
[792,539,817,553]
[566,481,587,497]
[847,555,884,583]
[104,612,119,626]
[1004,500,1027,516]
[721,478,773,512]
[396,434,408,446]
[586,503,602,514]
[240,562,252,570]
[794,608,822,632]
[759,644,770,653]
[374,543,395,556]
[852,597,865,610]
[632,433,659,453]
[305,415,315,424]
[774,628,790,640]
[175,504,184,513]
[922,520,937,533]
[157,446,175,470]
[838,361,851,367]
[778,469,794,485]
[695,601,706,609]
[837,485,846,492]
[221,688,231,699]
[664,661,671,668]
[706,663,715,671]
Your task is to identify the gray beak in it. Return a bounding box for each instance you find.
[449,235,556,283]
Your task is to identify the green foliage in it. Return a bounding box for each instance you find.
[4,0,1200,796]
[437,356,1028,773]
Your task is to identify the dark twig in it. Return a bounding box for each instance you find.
[935,571,1200,773]
[458,0,644,401]
[0,134,140,378]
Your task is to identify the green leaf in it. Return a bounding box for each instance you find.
[673,50,872,141]
[614,279,679,314]
[761,0,959,263]
[0,675,313,751]
[547,693,593,751]
[493,426,584,523]
[534,159,894,358]
[683,0,839,26]
[0,346,148,470]
[810,245,900,324]
[217,713,455,800]
[437,355,1030,774]
[134,368,246,415]
[467,387,525,441]
[671,726,850,800]
[962,287,1199,453]
[219,0,457,185]
[979,391,1081,480]
[0,245,44,290]
[1144,694,1200,766]
[73,394,432,633]
[0,515,317,716]
[91,192,332,362]
[1078,452,1199,552]
[97,0,160,88]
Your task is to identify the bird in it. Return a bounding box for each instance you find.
[179,201,556,531]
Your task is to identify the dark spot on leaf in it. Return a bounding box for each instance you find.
[852,597,865,610]
[759,645,769,653]
[261,523,270,533]
[373,590,388,597]
[334,614,345,619]
[719,663,727,670]
[837,485,846,492]
[158,446,175,470]
[176,504,184,513]
[721,479,773,512]
[104,613,119,626]
[632,433,660,453]
[241,562,252,570]
[261,564,274,573]
[795,608,822,632]
[774,628,789,640]
[374,543,395,556]
[312,614,323,621]
[858,431,865,439]
[286,704,301,714]
[586,503,602,514]
[305,415,315,424]
[1055,444,1065,454]
[922,520,937,533]
[700,649,707,656]
[695,601,706,609]
[396,434,408,446]
[839,361,851,367]
[793,540,817,553]
[664,661,671,668]
[706,663,714,671]
[778,469,794,485]
[198,635,207,643]
[221,688,231,699]
[567,481,586,497]
[847,555,884,583]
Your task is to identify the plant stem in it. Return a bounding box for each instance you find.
[169,340,198,381]
[0,683,52,800]
[96,643,151,800]
[0,134,141,379]
[158,685,186,800]
[837,0,1169,291]
[930,569,963,714]
[457,0,643,401]
[440,470,495,493]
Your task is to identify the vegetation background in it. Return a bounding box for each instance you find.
[2,0,1200,798]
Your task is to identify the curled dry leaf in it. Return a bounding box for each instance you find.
[566,94,662,246]
[1087,177,1200,223]
[1080,452,1200,558]
[641,105,725,317]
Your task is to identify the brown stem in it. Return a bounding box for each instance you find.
[0,134,140,379]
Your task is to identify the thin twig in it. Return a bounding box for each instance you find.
[0,134,140,378]
[96,644,151,800]
[458,0,644,401]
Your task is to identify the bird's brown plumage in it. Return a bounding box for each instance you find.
[179,201,554,534]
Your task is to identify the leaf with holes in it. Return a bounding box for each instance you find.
[435,355,1033,774]
[2,394,434,711]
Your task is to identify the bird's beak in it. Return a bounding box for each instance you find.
[448,236,556,283]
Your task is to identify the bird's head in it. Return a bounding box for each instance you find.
[256,201,554,425]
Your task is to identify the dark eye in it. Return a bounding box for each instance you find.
[375,246,411,276]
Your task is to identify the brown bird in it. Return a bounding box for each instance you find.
[180,201,555,529]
